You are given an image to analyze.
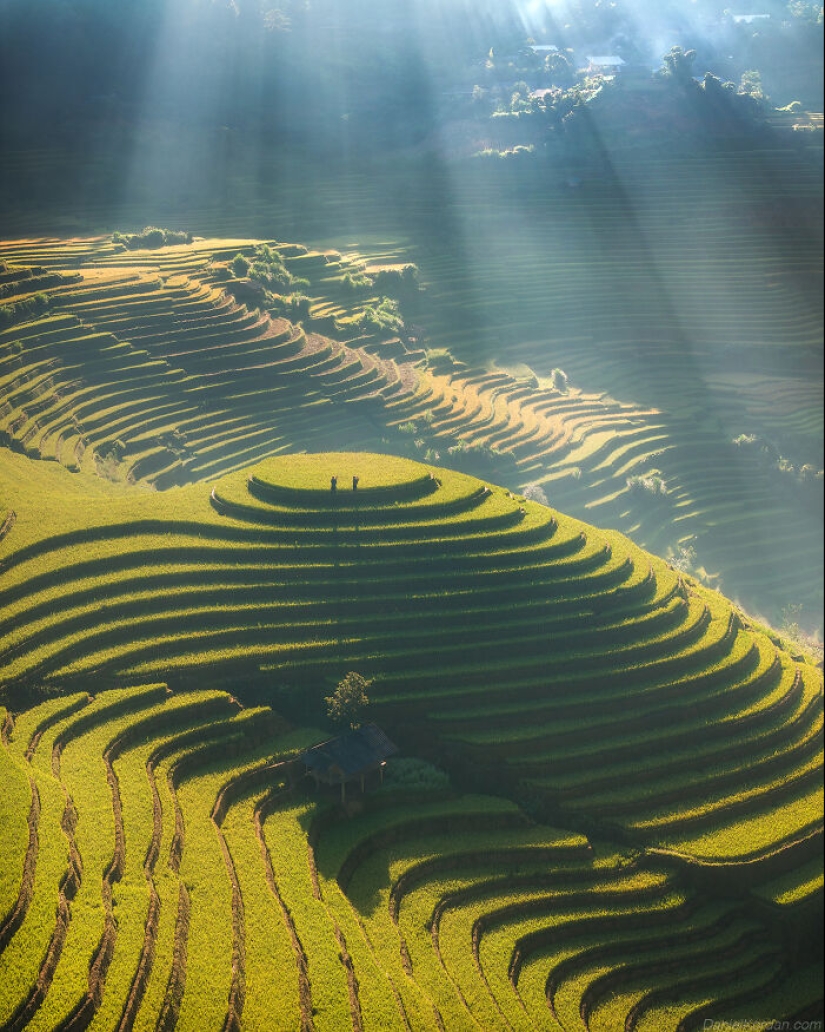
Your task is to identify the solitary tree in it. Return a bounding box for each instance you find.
[231,252,251,277]
[325,672,372,729]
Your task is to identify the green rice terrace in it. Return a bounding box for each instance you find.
[0,216,821,639]
[0,450,822,1030]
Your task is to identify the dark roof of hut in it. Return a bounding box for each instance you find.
[301,723,398,781]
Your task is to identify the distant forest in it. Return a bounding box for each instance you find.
[1,0,822,158]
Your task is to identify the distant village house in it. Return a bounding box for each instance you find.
[731,14,771,24]
[585,55,626,75]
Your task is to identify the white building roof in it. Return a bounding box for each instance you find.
[586,55,626,66]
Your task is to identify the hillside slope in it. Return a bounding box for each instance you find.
[0,231,821,634]
[0,449,821,1029]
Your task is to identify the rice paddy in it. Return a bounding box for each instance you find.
[0,139,821,634]
[0,684,819,1030]
[0,131,821,1028]
[0,449,821,1027]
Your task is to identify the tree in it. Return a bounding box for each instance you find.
[660,46,697,85]
[544,51,574,87]
[787,2,824,23]
[739,69,765,99]
[325,672,372,728]
[231,252,251,277]
[508,81,532,113]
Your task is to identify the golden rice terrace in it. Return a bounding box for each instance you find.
[0,4,822,1028]
[0,451,822,1030]
[0,230,821,634]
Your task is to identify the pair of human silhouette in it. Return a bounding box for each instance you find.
[330,475,358,492]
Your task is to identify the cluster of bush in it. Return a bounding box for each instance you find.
[380,757,450,794]
[371,264,419,296]
[276,294,312,319]
[218,248,420,334]
[0,265,33,298]
[626,472,668,496]
[112,227,193,250]
[213,246,313,317]
[231,245,310,294]
[395,419,516,477]
[341,271,374,293]
[522,483,550,505]
[668,541,697,573]
[341,264,419,294]
[229,246,318,317]
[359,297,404,336]
[475,144,536,159]
[733,432,823,488]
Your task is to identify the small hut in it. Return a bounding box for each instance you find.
[300,723,398,802]
[585,55,626,75]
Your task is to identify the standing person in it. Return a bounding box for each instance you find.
[352,475,359,491]
[331,475,337,493]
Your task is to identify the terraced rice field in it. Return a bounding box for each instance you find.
[384,146,823,631]
[0,216,821,633]
[0,236,419,488]
[1,446,822,874]
[0,672,821,1028]
[0,134,822,1025]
